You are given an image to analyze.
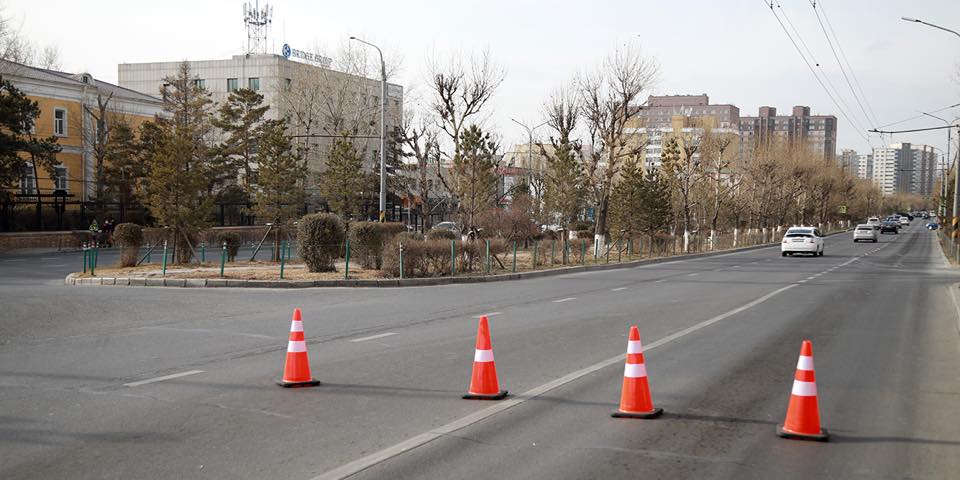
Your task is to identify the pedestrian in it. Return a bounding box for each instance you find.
[103,216,116,247]
[89,219,100,247]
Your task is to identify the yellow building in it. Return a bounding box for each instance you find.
[1,59,163,205]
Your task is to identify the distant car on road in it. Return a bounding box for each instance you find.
[880,221,899,234]
[899,217,910,226]
[781,227,824,257]
[926,222,939,230]
[853,224,878,243]
[867,216,881,226]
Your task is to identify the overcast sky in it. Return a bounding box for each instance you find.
[7,0,960,156]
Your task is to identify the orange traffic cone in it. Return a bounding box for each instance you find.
[777,340,828,441]
[277,308,321,388]
[612,325,662,418]
[463,315,507,400]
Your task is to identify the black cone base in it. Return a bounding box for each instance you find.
[463,390,508,400]
[777,424,829,442]
[277,379,322,388]
[612,407,663,419]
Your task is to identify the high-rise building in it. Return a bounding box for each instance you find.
[857,153,873,181]
[838,149,858,174]
[869,143,937,196]
[626,94,740,170]
[739,106,837,162]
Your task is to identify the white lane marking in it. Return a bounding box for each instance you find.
[687,273,699,277]
[611,287,628,292]
[124,370,204,387]
[553,297,576,303]
[348,332,398,343]
[654,279,668,283]
[310,282,799,480]
[472,312,502,318]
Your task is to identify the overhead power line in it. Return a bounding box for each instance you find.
[816,1,882,128]
[877,102,960,129]
[763,1,872,144]
[809,0,879,131]
[869,125,958,134]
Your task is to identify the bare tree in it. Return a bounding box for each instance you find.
[539,85,585,229]
[700,129,739,246]
[0,7,60,69]
[82,92,114,210]
[399,107,439,230]
[578,46,659,251]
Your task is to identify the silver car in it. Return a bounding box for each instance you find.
[853,224,878,243]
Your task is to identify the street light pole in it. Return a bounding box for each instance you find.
[350,36,387,222]
[902,16,960,231]
[509,118,549,173]
[921,112,953,218]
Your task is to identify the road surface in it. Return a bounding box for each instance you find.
[1,224,958,479]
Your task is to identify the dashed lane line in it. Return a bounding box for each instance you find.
[611,287,628,292]
[553,297,576,303]
[124,370,204,387]
[348,332,398,343]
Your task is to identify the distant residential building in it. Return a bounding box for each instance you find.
[870,143,937,196]
[857,153,873,181]
[739,106,837,162]
[626,94,740,170]
[0,59,164,203]
[838,149,858,174]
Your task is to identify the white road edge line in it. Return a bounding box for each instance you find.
[553,297,576,303]
[348,332,398,343]
[611,287,628,292]
[310,282,799,480]
[472,312,502,318]
[124,370,204,387]
[948,285,960,337]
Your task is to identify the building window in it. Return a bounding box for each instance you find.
[54,166,68,191]
[284,78,292,91]
[248,77,260,91]
[54,109,67,136]
[20,166,36,195]
[227,78,239,92]
[194,79,206,90]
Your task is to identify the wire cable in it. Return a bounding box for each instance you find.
[816,0,882,128]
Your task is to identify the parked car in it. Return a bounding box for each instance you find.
[434,221,459,232]
[781,227,824,257]
[853,224,879,243]
[879,221,899,234]
[926,222,939,230]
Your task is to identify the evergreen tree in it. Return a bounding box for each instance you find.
[608,156,645,239]
[212,88,269,189]
[252,119,307,260]
[638,169,673,251]
[320,135,365,220]
[452,124,499,234]
[0,77,60,203]
[543,137,584,228]
[142,62,215,263]
[102,120,143,214]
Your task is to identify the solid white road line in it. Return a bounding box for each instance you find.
[310,282,800,480]
[124,370,204,387]
[348,332,398,343]
[553,297,576,303]
[472,312,502,318]
[611,287,628,292]
[687,273,699,277]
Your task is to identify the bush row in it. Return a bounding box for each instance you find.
[381,238,507,278]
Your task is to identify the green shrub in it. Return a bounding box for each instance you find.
[213,231,242,262]
[113,223,143,267]
[349,221,384,269]
[426,228,458,240]
[381,239,452,278]
[298,213,345,272]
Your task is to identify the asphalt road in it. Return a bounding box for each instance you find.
[1,224,958,479]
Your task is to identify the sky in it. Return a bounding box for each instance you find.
[6,0,960,157]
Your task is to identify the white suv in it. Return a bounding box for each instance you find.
[781,227,824,257]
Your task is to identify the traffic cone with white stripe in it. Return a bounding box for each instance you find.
[463,315,507,400]
[612,325,662,418]
[277,308,321,388]
[777,340,828,441]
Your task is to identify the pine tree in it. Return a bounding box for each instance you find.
[212,88,269,189]
[142,62,215,263]
[638,169,673,252]
[452,125,499,234]
[102,120,143,215]
[252,119,307,260]
[0,77,61,206]
[320,135,365,220]
[609,156,645,239]
[543,137,584,228]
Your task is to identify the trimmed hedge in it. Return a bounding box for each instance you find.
[349,221,385,269]
[113,223,143,267]
[381,238,507,278]
[426,228,458,240]
[298,213,345,272]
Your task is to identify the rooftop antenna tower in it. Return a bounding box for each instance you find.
[243,1,272,55]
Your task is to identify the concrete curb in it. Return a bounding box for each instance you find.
[948,283,960,337]
[64,229,852,289]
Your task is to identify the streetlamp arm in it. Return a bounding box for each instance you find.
[901,17,960,38]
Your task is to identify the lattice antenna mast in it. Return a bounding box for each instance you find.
[243,1,272,55]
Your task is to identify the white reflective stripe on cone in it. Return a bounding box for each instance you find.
[624,363,648,378]
[290,322,304,333]
[474,349,494,362]
[791,380,817,397]
[627,340,643,354]
[287,340,307,353]
[796,355,814,371]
